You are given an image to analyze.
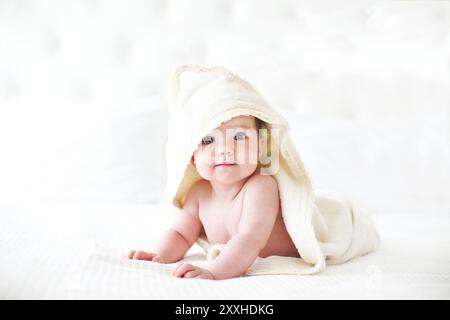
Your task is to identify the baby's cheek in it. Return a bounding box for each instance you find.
[197,152,215,167]
[244,143,258,165]
[194,157,214,179]
[195,165,210,180]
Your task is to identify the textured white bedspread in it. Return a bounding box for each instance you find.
[0,202,448,300]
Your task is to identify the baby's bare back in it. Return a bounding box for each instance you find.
[196,174,300,258]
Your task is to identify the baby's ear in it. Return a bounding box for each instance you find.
[168,64,191,114]
[168,64,228,114]
[169,64,188,113]
[190,154,196,167]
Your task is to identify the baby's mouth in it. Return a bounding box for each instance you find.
[214,162,237,167]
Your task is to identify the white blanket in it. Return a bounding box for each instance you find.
[165,64,380,275]
[0,203,448,299]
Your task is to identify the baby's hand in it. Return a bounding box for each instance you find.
[172,263,216,280]
[127,250,166,263]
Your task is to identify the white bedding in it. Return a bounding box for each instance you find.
[0,202,448,300]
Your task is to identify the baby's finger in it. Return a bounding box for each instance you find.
[184,269,202,279]
[172,263,192,277]
[127,250,136,259]
[132,251,156,261]
[197,272,215,280]
[172,263,195,277]
[152,256,165,263]
[171,262,187,275]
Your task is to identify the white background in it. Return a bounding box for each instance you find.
[0,0,449,216]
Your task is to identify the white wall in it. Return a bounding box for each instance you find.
[0,0,449,215]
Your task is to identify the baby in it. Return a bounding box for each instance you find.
[128,115,299,280]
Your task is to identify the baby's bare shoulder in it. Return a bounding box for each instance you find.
[240,174,280,231]
[244,174,278,198]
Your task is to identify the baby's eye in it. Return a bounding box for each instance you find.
[233,131,247,141]
[201,135,215,145]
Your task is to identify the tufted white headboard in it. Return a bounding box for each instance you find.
[0,0,449,214]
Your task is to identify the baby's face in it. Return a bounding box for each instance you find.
[193,116,259,184]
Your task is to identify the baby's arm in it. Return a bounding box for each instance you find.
[128,182,203,263]
[208,175,279,279]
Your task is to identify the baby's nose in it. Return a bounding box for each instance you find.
[216,146,234,157]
